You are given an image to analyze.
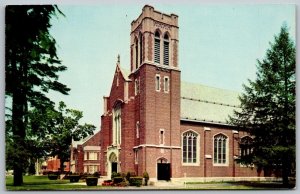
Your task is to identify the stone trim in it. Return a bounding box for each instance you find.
[133,144,181,149]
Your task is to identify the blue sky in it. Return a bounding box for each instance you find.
[46,3,295,130]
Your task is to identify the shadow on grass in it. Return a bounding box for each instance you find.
[231,181,296,189]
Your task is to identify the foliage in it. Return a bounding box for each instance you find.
[30,101,95,173]
[48,174,59,180]
[113,177,124,184]
[5,5,69,186]
[93,172,100,178]
[129,177,143,187]
[125,171,136,181]
[69,175,81,183]
[86,177,98,186]
[228,24,295,186]
[143,171,149,186]
[111,172,120,180]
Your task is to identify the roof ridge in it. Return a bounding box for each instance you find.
[118,65,131,81]
[181,81,240,94]
[181,96,239,108]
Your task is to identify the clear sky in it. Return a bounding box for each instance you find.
[45,3,295,131]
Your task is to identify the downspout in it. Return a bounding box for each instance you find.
[232,130,239,178]
[170,71,172,180]
[204,129,206,178]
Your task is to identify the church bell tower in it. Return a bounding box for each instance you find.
[129,5,182,179]
[130,5,179,71]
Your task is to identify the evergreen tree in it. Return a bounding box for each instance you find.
[229,25,295,186]
[5,5,70,185]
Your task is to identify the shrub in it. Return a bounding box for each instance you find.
[143,171,149,186]
[113,176,123,184]
[121,172,126,179]
[129,177,143,187]
[93,172,100,178]
[69,175,81,183]
[48,174,59,180]
[86,177,98,186]
[118,181,129,187]
[80,173,91,180]
[126,172,131,181]
[111,172,120,180]
[126,171,136,181]
[102,180,113,186]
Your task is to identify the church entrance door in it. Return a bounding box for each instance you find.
[111,162,117,174]
[157,158,170,180]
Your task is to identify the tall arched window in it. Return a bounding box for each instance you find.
[214,134,227,164]
[163,33,169,65]
[135,38,138,69]
[154,31,160,64]
[113,104,121,145]
[182,131,198,164]
[139,32,143,65]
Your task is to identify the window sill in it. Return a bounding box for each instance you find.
[182,163,200,166]
[213,163,229,167]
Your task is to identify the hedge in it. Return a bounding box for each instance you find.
[86,177,98,186]
[69,175,81,183]
[129,177,142,187]
[113,177,123,184]
[48,174,59,180]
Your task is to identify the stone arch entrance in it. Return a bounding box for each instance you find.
[108,152,118,178]
[157,157,171,181]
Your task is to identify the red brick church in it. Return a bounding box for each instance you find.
[99,5,263,181]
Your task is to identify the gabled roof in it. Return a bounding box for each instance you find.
[181,81,240,125]
[118,64,131,81]
[72,129,101,148]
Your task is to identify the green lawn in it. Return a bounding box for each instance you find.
[185,181,296,190]
[6,175,101,191]
[6,176,296,190]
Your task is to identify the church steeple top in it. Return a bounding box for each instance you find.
[130,5,179,72]
[117,54,120,64]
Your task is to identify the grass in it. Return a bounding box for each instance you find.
[185,180,296,190]
[6,175,101,191]
[6,176,296,190]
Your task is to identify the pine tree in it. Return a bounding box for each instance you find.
[5,5,70,186]
[229,25,295,186]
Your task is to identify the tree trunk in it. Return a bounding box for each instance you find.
[282,161,289,187]
[60,159,65,174]
[11,59,26,186]
[13,164,23,186]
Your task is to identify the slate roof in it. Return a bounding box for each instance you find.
[118,66,240,125]
[181,82,240,125]
[118,65,131,81]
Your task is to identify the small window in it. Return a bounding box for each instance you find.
[164,76,169,92]
[136,121,140,138]
[159,129,165,145]
[154,31,160,64]
[139,32,143,65]
[155,74,160,91]
[163,34,169,65]
[135,38,138,69]
[134,150,138,164]
[135,78,139,95]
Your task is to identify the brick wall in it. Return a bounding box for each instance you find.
[180,121,259,177]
